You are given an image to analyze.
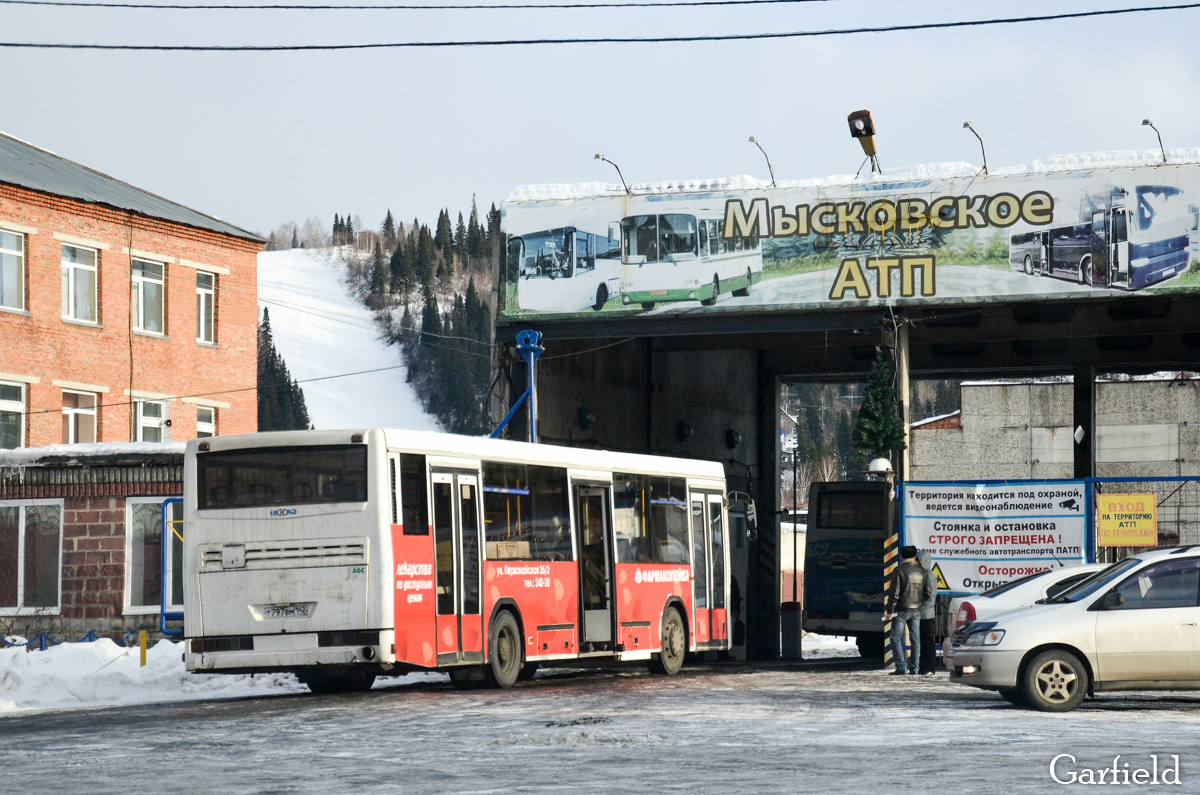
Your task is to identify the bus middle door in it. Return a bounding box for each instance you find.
[574,483,613,650]
[432,470,484,665]
[690,492,728,647]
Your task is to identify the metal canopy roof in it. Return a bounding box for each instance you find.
[0,131,263,243]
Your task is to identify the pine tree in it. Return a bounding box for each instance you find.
[420,287,441,347]
[290,229,299,249]
[415,225,436,287]
[454,212,467,262]
[389,243,410,297]
[368,240,388,308]
[467,196,484,261]
[381,209,396,252]
[851,348,907,459]
[434,209,453,254]
[257,309,313,431]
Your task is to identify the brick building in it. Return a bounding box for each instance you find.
[0,443,184,640]
[0,130,263,448]
[0,132,262,641]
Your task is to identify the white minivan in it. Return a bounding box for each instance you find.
[949,546,1200,711]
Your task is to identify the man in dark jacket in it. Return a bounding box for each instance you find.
[885,545,934,675]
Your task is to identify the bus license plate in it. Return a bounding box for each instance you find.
[263,603,312,619]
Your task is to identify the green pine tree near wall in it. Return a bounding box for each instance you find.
[851,347,906,460]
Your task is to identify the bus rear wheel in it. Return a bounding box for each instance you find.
[700,276,720,306]
[732,268,752,297]
[1023,254,1033,275]
[488,611,523,689]
[593,284,608,311]
[1079,255,1093,286]
[649,607,686,675]
[300,669,376,694]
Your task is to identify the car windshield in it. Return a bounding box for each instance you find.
[978,568,1055,598]
[1049,557,1142,602]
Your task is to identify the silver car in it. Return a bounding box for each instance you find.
[942,563,1107,669]
[949,546,1200,711]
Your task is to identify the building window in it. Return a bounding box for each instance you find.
[125,497,183,613]
[0,500,63,614]
[62,390,97,443]
[135,399,167,442]
[196,405,216,438]
[0,381,23,449]
[61,244,98,323]
[196,272,215,344]
[131,258,165,334]
[0,229,25,311]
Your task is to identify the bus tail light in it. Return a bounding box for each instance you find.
[955,602,976,630]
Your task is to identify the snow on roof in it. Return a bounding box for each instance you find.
[962,372,1197,387]
[0,441,185,467]
[505,148,1200,203]
[911,409,961,428]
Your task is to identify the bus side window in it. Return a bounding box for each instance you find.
[400,454,429,535]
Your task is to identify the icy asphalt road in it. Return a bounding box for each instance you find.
[4,662,1199,794]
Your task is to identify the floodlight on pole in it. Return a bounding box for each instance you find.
[594,153,630,194]
[962,121,989,175]
[1142,119,1167,164]
[748,136,776,187]
[847,109,880,174]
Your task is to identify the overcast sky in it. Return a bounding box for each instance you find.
[2,0,1196,237]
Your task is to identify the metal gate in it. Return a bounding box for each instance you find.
[1089,476,1200,561]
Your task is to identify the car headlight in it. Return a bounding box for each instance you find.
[961,625,1005,647]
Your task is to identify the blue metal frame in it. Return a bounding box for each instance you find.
[490,329,544,443]
[160,496,184,636]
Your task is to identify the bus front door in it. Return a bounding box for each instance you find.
[691,492,729,647]
[575,483,613,648]
[432,471,484,664]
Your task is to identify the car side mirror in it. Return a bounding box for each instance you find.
[1100,591,1124,610]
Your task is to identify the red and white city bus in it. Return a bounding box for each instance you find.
[182,429,730,692]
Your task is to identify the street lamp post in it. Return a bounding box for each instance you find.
[594,153,631,194]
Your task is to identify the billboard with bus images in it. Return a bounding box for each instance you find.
[500,153,1200,320]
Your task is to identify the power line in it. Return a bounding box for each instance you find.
[0,0,836,8]
[1,3,1197,49]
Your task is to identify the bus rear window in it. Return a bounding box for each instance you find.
[813,491,888,530]
[197,445,368,509]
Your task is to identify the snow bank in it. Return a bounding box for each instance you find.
[0,634,857,714]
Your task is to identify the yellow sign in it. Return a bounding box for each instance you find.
[1097,493,1158,547]
[931,562,949,591]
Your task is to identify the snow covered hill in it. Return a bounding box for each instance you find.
[257,248,440,432]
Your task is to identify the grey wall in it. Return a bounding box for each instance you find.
[912,378,1200,481]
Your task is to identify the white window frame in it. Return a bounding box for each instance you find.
[61,243,99,323]
[196,405,216,438]
[196,271,215,344]
[131,258,165,335]
[124,497,184,614]
[0,228,25,312]
[0,499,64,616]
[62,389,98,444]
[134,399,168,442]
[0,380,24,449]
